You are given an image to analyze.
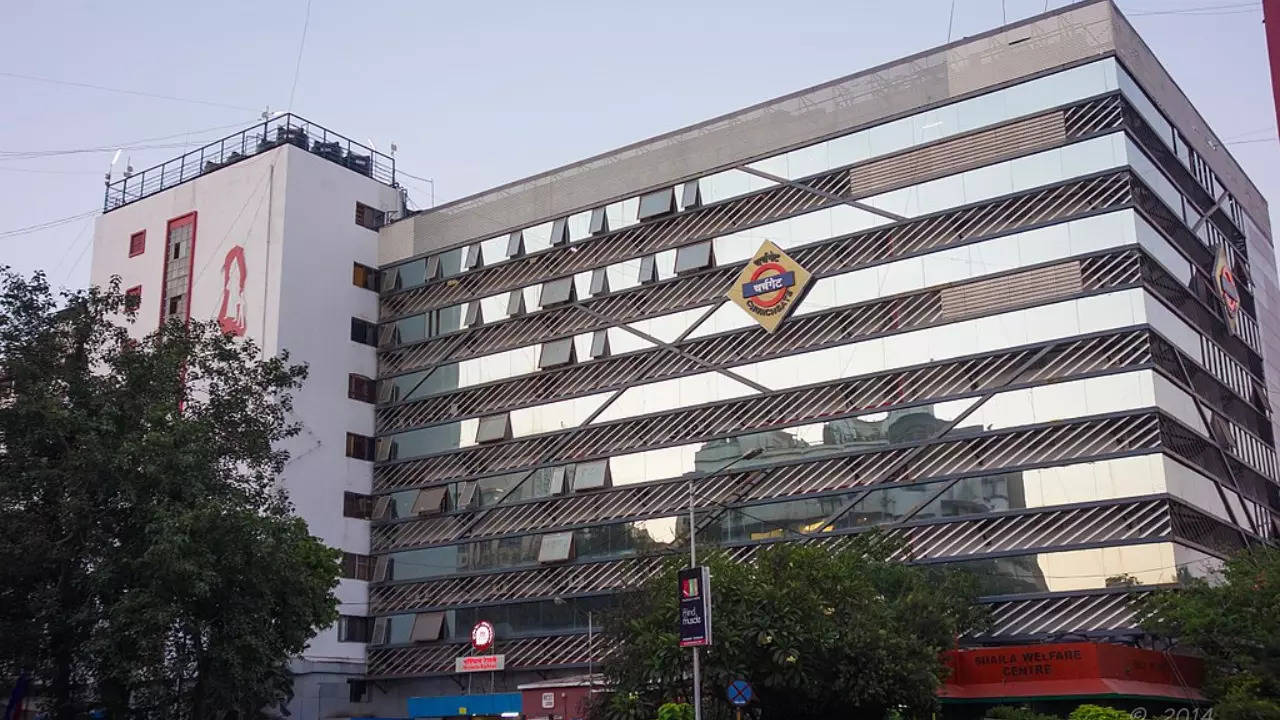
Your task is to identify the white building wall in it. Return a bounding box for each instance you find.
[89,143,402,693]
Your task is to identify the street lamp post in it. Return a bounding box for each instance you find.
[688,446,763,720]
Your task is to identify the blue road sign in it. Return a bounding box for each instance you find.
[727,679,754,706]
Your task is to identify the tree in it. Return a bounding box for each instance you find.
[0,270,340,720]
[592,536,987,720]
[1066,705,1129,720]
[1139,545,1280,718]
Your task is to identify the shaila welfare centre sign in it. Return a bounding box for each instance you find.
[726,240,812,333]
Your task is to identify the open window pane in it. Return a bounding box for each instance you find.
[589,207,610,235]
[589,268,610,296]
[674,241,714,274]
[538,531,575,563]
[572,459,611,491]
[506,231,525,258]
[539,337,576,368]
[637,188,676,220]
[507,289,527,317]
[476,413,512,443]
[638,255,658,284]
[411,486,448,516]
[550,218,570,246]
[539,276,576,307]
[590,329,610,358]
[681,180,702,209]
[410,611,445,642]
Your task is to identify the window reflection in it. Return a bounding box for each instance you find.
[388,515,683,580]
[383,595,614,645]
[952,542,1219,596]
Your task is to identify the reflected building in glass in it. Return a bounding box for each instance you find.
[357,0,1280,704]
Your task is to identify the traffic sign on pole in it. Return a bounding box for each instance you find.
[726,679,753,706]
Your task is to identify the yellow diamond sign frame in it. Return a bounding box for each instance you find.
[726,240,812,333]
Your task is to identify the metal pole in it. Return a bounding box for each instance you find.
[689,473,701,720]
[587,611,594,681]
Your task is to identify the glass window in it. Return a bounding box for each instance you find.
[539,276,576,308]
[572,459,611,491]
[637,188,677,220]
[590,206,610,235]
[538,337,576,368]
[538,531,574,563]
[674,241,714,274]
[475,414,512,444]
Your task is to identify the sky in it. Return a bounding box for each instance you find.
[0,0,1276,291]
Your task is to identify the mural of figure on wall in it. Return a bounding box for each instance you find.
[218,245,248,336]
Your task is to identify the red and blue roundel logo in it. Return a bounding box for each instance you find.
[742,262,797,309]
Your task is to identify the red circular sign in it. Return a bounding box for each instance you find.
[471,620,495,652]
[748,262,789,308]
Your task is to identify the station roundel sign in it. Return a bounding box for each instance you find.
[471,620,495,652]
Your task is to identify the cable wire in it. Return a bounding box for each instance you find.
[0,70,257,111]
[287,0,314,111]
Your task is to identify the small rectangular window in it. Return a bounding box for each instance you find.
[476,414,512,443]
[355,202,385,230]
[373,555,392,582]
[506,289,527,317]
[539,276,576,308]
[350,318,377,346]
[128,230,146,257]
[590,329,610,358]
[411,612,445,642]
[674,241,714,274]
[345,432,375,461]
[548,466,568,496]
[638,255,658,284]
[589,207,610,235]
[637,188,676,220]
[341,552,373,580]
[411,486,448,516]
[352,263,378,290]
[125,285,143,311]
[572,459,611,491]
[506,231,525,258]
[337,615,371,643]
[167,294,183,316]
[589,268,610,296]
[538,337,576,369]
[457,481,478,509]
[550,218,570,246]
[371,496,392,521]
[348,374,376,403]
[343,491,372,519]
[538,531,575,563]
[370,617,390,644]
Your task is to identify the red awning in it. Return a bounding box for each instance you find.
[939,642,1205,703]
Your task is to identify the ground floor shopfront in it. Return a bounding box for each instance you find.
[395,642,1204,719]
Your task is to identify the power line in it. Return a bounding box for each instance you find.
[0,70,258,112]
[0,210,99,240]
[287,0,314,111]
[1127,2,1259,17]
[0,119,255,161]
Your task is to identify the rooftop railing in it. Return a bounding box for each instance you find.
[103,113,396,212]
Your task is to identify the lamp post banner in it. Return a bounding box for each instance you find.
[678,566,713,647]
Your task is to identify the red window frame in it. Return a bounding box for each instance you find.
[128,230,146,257]
[125,285,142,309]
[159,212,198,326]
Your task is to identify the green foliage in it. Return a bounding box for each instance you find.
[593,535,988,720]
[986,705,1060,720]
[1067,705,1130,720]
[0,270,339,720]
[656,702,694,720]
[1139,545,1280,710]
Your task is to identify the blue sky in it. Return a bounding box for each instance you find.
[1,0,1275,289]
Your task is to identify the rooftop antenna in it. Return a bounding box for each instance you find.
[104,148,122,184]
[390,142,398,157]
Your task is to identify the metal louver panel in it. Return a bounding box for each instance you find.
[382,94,1126,321]
[372,332,1155,549]
[1063,95,1125,138]
[369,631,598,679]
[972,590,1145,640]
[371,497,1172,614]
[378,172,1133,379]
[848,111,1067,197]
[376,250,1141,434]
[374,326,1153,493]
[939,261,1083,320]
[382,174,849,319]
[894,500,1170,561]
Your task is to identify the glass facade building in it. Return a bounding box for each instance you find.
[363,0,1279,690]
